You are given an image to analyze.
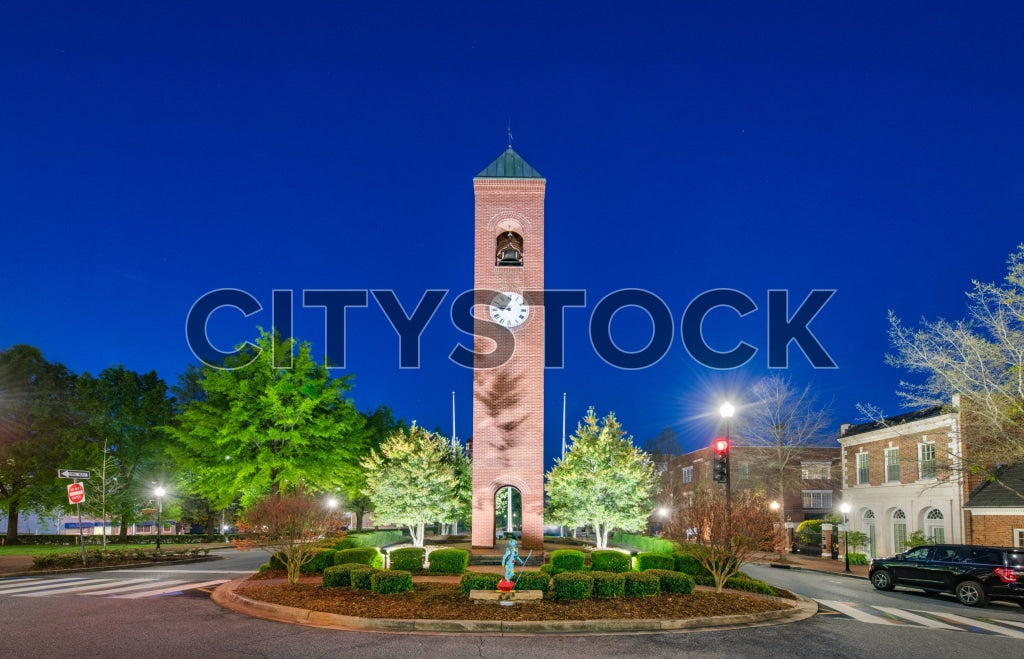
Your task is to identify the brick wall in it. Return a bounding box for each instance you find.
[967,512,1024,546]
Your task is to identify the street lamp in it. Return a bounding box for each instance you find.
[719,402,734,533]
[154,486,166,550]
[840,502,851,573]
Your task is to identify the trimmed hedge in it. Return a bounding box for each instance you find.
[335,547,383,568]
[459,571,502,595]
[351,567,377,590]
[268,551,287,571]
[590,549,632,573]
[548,549,586,575]
[692,574,776,595]
[551,572,594,600]
[389,547,425,571]
[428,548,469,574]
[644,569,695,594]
[300,548,337,574]
[610,531,677,554]
[371,569,414,594]
[636,552,675,571]
[672,551,711,577]
[848,552,868,565]
[590,570,626,598]
[333,529,406,549]
[623,571,661,597]
[322,562,369,588]
[514,570,550,592]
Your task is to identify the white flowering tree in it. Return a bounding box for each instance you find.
[545,408,658,549]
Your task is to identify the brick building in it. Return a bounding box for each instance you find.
[963,464,1024,547]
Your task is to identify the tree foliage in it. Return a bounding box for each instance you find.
[885,244,1024,477]
[360,424,468,547]
[344,405,405,532]
[545,408,658,549]
[664,489,778,592]
[165,330,366,508]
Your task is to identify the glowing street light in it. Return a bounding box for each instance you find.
[154,486,166,550]
[840,502,852,573]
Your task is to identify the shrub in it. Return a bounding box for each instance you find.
[335,547,383,568]
[459,571,501,595]
[333,529,406,549]
[267,551,287,571]
[548,549,585,575]
[692,574,776,595]
[590,570,626,598]
[551,572,594,600]
[673,551,710,577]
[257,562,275,574]
[848,552,868,566]
[371,569,414,594]
[636,552,675,571]
[610,531,677,554]
[590,550,632,573]
[623,571,661,597]
[301,548,337,574]
[539,563,553,575]
[645,569,695,594]
[514,570,550,592]
[322,565,349,588]
[389,547,425,571]
[350,567,377,590]
[428,548,469,574]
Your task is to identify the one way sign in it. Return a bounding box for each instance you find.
[58,469,91,480]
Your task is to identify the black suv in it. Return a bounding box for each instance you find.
[869,544,1024,607]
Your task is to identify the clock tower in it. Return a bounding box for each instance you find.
[471,148,545,549]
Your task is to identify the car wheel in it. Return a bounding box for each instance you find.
[871,570,895,591]
[955,580,987,607]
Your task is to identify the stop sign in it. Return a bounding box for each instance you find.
[67,482,85,505]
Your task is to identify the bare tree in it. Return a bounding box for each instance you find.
[664,489,778,593]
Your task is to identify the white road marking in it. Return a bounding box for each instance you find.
[817,600,899,625]
[0,578,111,595]
[19,578,149,597]
[112,579,229,598]
[873,606,960,630]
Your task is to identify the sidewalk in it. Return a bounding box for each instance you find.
[748,551,869,579]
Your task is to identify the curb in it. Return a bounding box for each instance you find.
[211,576,818,635]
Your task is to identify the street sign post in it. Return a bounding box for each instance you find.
[67,482,85,504]
[58,469,91,480]
[62,479,88,565]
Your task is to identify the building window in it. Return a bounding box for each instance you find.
[682,466,693,484]
[885,448,900,483]
[925,509,946,544]
[892,509,908,553]
[801,462,831,479]
[802,490,832,509]
[1015,529,1024,548]
[857,452,870,485]
[919,442,936,480]
[864,510,877,558]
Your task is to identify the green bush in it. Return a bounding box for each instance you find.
[268,551,287,571]
[459,571,502,595]
[672,551,710,577]
[388,547,425,571]
[321,563,367,588]
[548,549,586,575]
[551,572,594,600]
[333,529,406,549]
[514,570,550,592]
[847,552,868,565]
[350,567,377,590]
[334,547,383,568]
[590,570,626,598]
[636,552,675,571]
[301,548,337,574]
[539,563,553,575]
[623,571,661,597]
[610,532,677,554]
[644,569,695,594]
[428,548,469,574]
[590,550,632,573]
[371,569,414,594]
[693,574,776,595]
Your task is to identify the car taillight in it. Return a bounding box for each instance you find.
[994,567,1020,584]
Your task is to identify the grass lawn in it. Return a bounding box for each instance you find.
[0,542,222,556]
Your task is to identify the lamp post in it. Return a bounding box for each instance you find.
[770,501,781,558]
[840,502,851,573]
[719,402,734,536]
[154,487,165,550]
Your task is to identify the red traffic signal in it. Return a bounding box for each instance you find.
[713,438,729,454]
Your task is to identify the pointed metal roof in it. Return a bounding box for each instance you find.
[476,148,543,179]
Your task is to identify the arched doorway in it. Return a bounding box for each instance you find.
[892,509,908,554]
[494,486,522,539]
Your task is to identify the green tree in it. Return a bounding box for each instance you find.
[361,424,468,547]
[76,366,174,542]
[545,408,658,549]
[343,406,405,532]
[0,345,77,544]
[166,331,366,508]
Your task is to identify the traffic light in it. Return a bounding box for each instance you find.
[713,438,729,483]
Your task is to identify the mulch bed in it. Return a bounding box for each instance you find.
[236,577,794,622]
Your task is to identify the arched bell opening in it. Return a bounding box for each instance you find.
[495,231,524,266]
[494,485,523,540]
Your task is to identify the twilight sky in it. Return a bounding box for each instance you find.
[2,2,1022,466]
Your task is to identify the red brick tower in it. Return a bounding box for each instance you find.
[471,148,545,549]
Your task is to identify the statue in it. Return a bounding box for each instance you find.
[498,538,525,591]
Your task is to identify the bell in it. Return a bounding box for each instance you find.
[497,246,522,266]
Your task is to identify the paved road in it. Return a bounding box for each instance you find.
[3,552,1023,658]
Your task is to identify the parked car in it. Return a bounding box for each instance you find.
[869,544,1024,607]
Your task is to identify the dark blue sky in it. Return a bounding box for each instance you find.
[2,2,1022,465]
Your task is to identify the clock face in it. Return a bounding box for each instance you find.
[489,291,530,327]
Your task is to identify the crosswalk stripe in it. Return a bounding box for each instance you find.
[0,578,36,585]
[19,579,137,597]
[0,578,110,595]
[817,600,899,625]
[78,580,176,596]
[929,611,1024,639]
[112,579,229,598]
[996,618,1024,630]
[873,606,960,630]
